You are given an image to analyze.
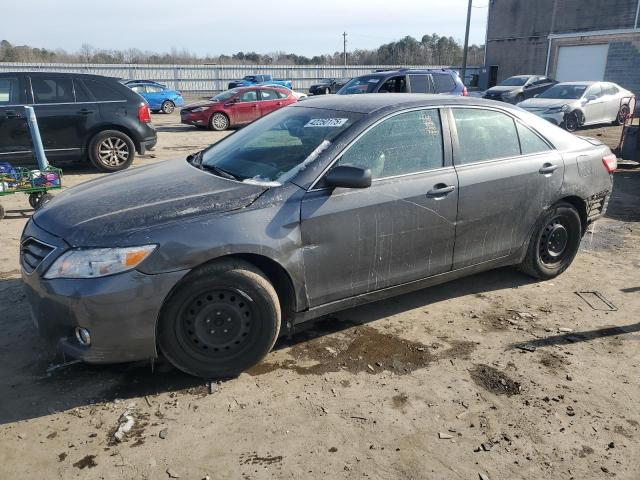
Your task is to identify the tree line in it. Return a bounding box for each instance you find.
[0,35,483,66]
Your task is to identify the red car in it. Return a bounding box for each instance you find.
[180,86,297,131]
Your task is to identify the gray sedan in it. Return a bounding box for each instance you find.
[517,81,634,132]
[22,94,615,377]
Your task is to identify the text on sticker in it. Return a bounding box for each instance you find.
[304,118,348,127]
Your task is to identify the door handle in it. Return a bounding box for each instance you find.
[427,184,456,197]
[539,163,559,175]
[4,110,20,119]
[252,105,259,108]
[77,109,94,115]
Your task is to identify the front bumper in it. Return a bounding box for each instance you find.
[180,110,208,126]
[21,220,187,364]
[524,109,564,126]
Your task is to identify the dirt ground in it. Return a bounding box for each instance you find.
[1,100,639,480]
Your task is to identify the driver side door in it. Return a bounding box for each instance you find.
[300,108,458,307]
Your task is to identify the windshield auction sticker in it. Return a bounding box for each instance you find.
[304,118,348,128]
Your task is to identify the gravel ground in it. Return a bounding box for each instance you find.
[0,104,638,480]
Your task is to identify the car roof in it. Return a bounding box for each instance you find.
[292,93,504,114]
[556,81,598,86]
[365,68,457,76]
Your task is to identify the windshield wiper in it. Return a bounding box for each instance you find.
[201,163,242,181]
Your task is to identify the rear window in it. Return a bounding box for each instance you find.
[31,77,74,104]
[0,77,21,104]
[83,78,125,101]
[432,73,456,93]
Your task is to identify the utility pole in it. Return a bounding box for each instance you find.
[461,0,472,85]
[343,32,347,66]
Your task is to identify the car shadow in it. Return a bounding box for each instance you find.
[510,322,640,351]
[605,170,640,222]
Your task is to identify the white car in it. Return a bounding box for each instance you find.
[262,84,308,100]
[517,81,634,132]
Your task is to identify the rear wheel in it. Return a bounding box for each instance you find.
[161,100,175,114]
[615,104,630,125]
[519,202,582,280]
[158,260,281,378]
[88,130,135,172]
[209,112,230,131]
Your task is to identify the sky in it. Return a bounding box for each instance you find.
[3,0,489,58]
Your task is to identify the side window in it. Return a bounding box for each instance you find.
[586,85,603,99]
[517,122,551,155]
[0,77,21,104]
[146,85,163,93]
[603,84,618,96]
[452,108,520,164]
[130,85,146,93]
[73,79,90,102]
[276,90,288,99]
[337,109,444,179]
[408,74,431,93]
[259,89,278,101]
[31,76,74,104]
[239,91,258,102]
[378,76,407,93]
[83,79,124,101]
[432,73,456,93]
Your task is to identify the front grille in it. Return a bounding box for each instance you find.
[21,238,55,274]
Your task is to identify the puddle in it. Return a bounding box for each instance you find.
[248,325,476,377]
[469,364,520,396]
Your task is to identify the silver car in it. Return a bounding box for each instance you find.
[517,81,634,132]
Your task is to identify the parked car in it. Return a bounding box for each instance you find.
[309,78,350,95]
[0,72,156,172]
[517,81,634,132]
[180,86,296,131]
[23,94,615,377]
[337,69,468,96]
[483,75,557,104]
[122,79,167,89]
[227,74,293,90]
[127,82,184,114]
[261,84,308,100]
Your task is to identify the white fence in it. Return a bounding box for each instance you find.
[0,63,481,91]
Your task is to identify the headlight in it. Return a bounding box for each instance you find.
[191,107,207,112]
[44,245,156,279]
[546,104,570,113]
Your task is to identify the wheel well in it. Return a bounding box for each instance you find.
[557,196,588,233]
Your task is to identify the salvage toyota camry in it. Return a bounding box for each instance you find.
[22,94,615,377]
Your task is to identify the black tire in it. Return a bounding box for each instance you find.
[519,202,582,280]
[614,104,630,126]
[0,204,4,220]
[161,100,175,114]
[88,130,135,172]
[208,112,230,131]
[515,94,524,104]
[35,193,54,210]
[563,111,580,132]
[28,192,40,209]
[157,259,281,378]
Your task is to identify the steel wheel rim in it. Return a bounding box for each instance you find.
[177,287,255,359]
[98,137,129,166]
[212,114,227,130]
[163,101,174,113]
[539,218,570,265]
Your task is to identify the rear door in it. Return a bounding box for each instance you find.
[257,89,283,116]
[233,90,260,124]
[582,84,606,124]
[28,74,85,162]
[449,107,563,269]
[0,74,33,166]
[408,74,433,93]
[300,108,458,306]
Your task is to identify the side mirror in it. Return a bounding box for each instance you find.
[585,95,597,103]
[325,165,372,189]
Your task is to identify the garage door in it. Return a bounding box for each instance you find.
[555,44,609,82]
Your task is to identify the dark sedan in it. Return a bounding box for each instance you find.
[23,94,615,378]
[483,75,557,104]
[309,78,350,95]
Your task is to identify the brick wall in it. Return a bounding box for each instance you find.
[604,40,640,97]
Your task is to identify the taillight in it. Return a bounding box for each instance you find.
[602,153,617,173]
[462,86,469,97]
[138,103,151,123]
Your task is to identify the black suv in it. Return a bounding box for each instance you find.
[337,68,467,96]
[0,72,157,172]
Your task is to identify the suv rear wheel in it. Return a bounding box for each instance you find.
[158,259,281,378]
[88,130,135,172]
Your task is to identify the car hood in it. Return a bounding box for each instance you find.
[518,98,577,110]
[33,160,267,246]
[485,86,520,94]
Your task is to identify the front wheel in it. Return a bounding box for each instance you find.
[209,112,230,131]
[88,130,135,172]
[161,100,175,114]
[563,111,580,132]
[518,202,582,280]
[157,260,281,378]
